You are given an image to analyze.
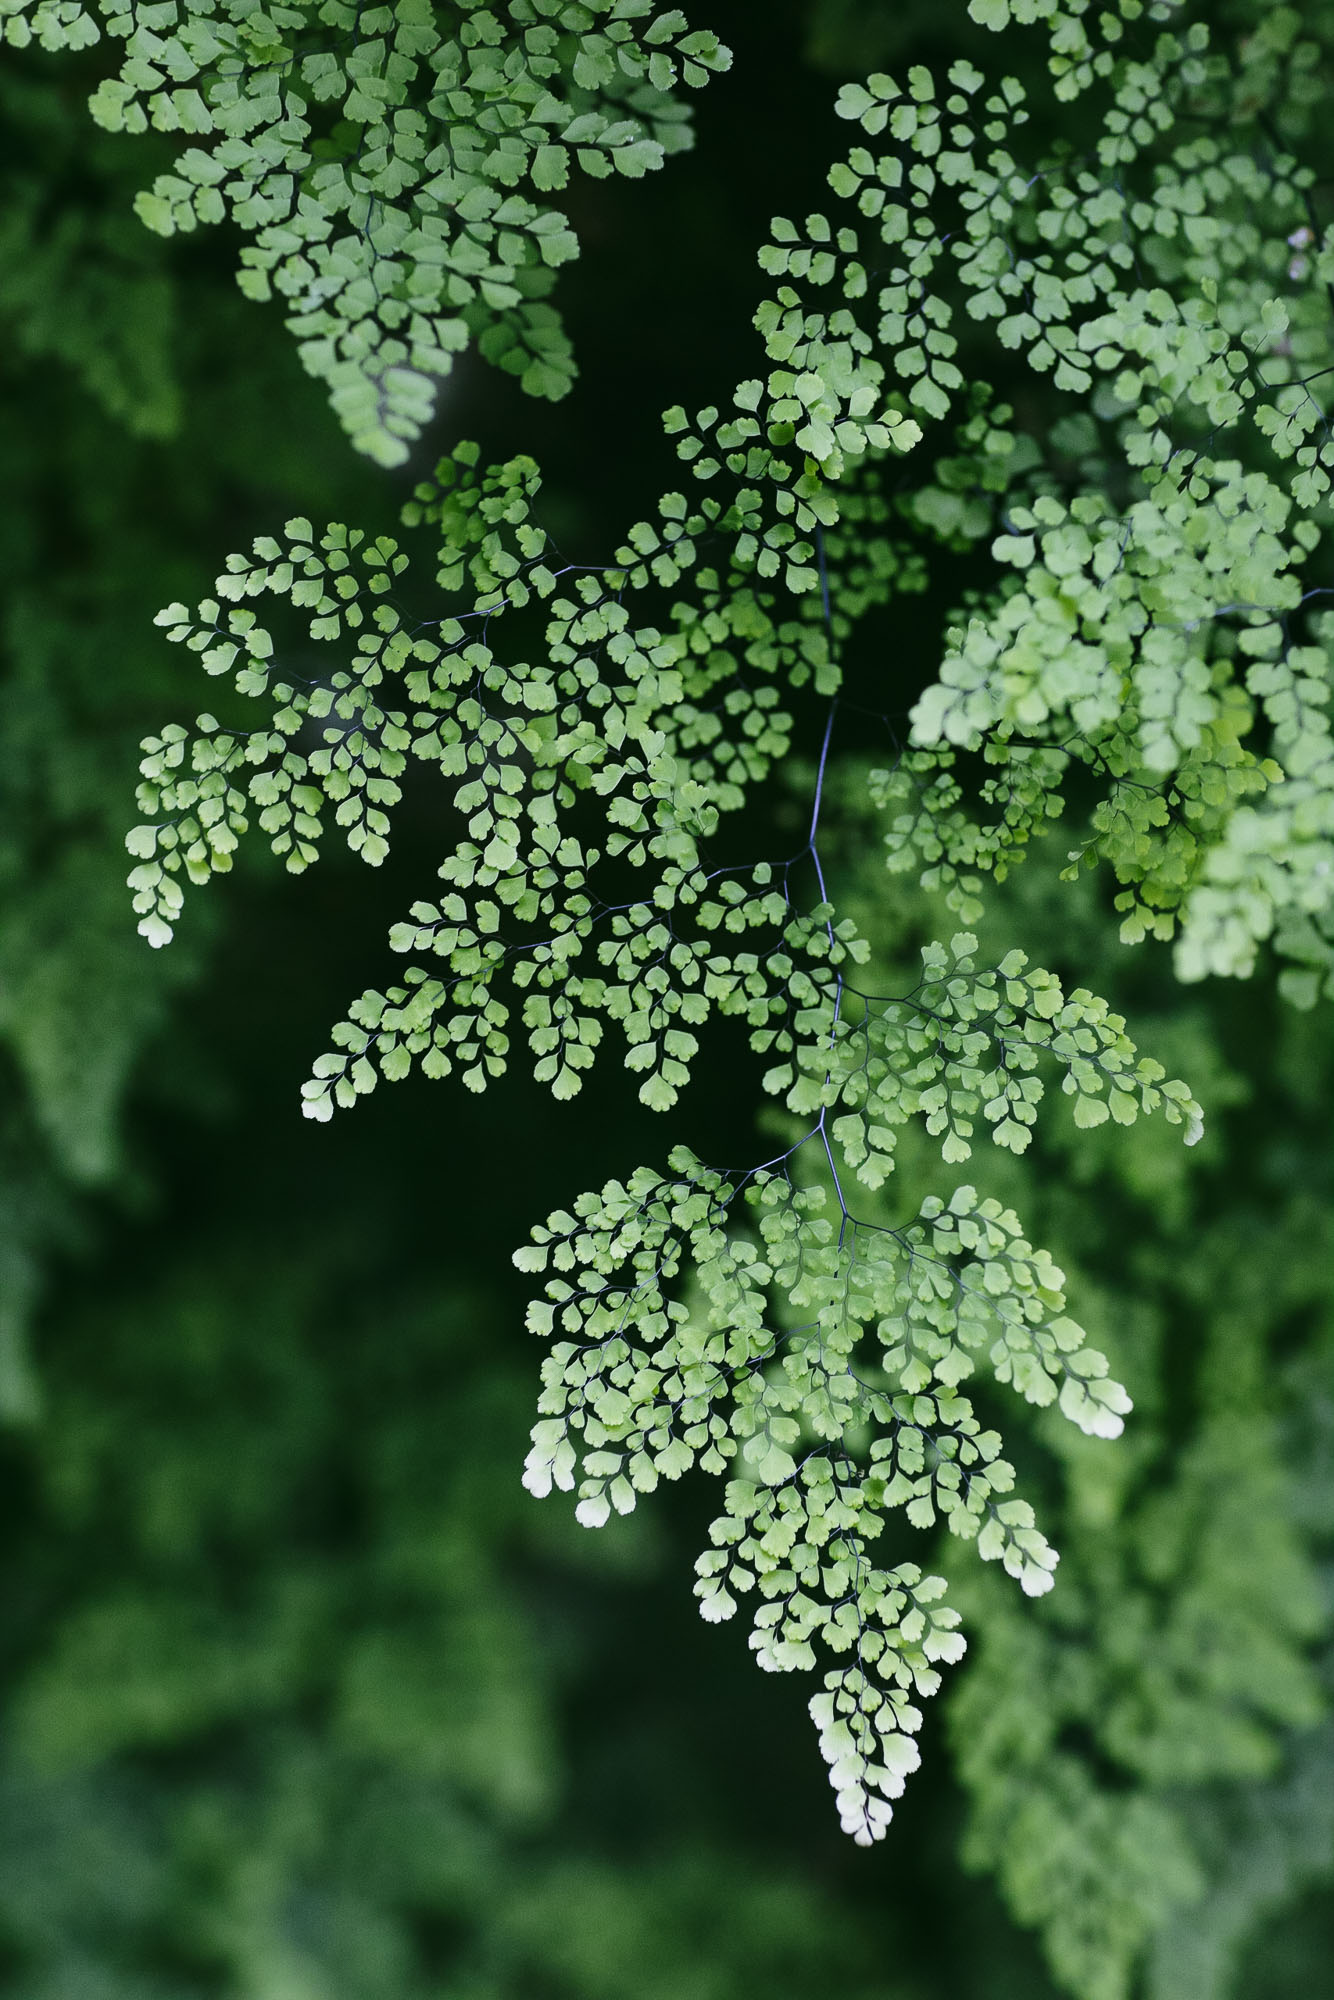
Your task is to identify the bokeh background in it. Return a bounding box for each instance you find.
[1,3,1330,1996]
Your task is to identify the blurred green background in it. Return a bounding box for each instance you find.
[0,4,1330,1996]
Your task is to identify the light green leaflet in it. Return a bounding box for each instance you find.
[125,0,1334,1860]
[0,0,730,461]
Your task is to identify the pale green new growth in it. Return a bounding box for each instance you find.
[125,0,1332,1911]
[518,1154,1114,1841]
[0,0,729,461]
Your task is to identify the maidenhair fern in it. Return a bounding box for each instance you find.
[0,0,730,462]
[121,0,1331,1925]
